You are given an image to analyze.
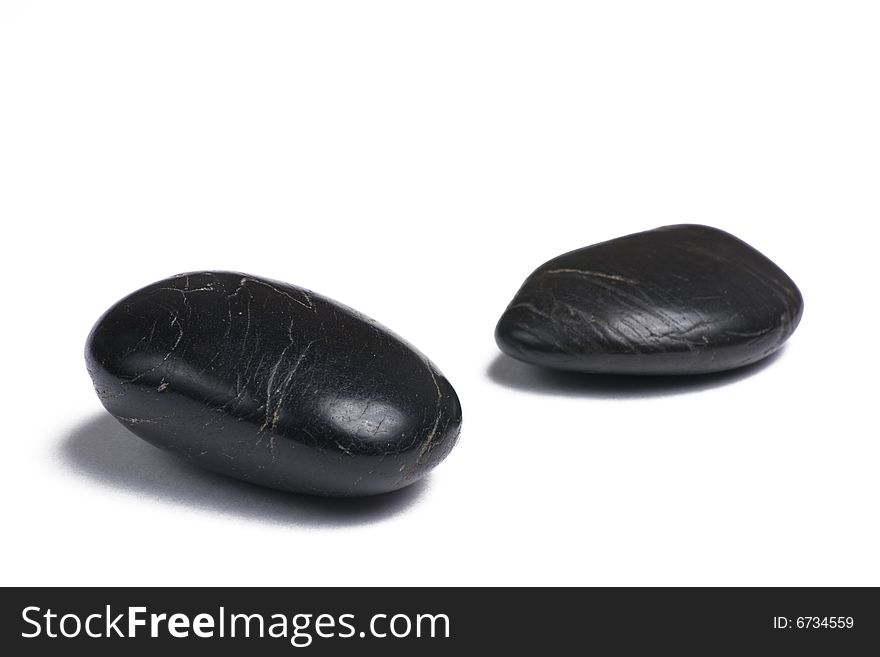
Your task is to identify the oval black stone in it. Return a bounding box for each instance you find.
[495,225,803,375]
[86,272,462,497]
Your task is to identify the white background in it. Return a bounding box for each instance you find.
[1,1,878,587]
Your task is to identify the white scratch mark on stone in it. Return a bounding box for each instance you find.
[544,268,638,284]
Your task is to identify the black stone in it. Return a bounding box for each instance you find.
[86,272,461,497]
[495,225,803,375]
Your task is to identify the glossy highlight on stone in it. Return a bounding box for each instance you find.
[495,225,803,375]
[86,272,461,497]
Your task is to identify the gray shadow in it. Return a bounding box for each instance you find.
[487,348,784,399]
[58,413,427,527]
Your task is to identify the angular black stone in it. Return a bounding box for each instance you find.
[495,225,803,375]
[86,272,461,497]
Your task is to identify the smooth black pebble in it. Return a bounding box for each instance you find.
[86,271,462,497]
[495,224,803,375]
